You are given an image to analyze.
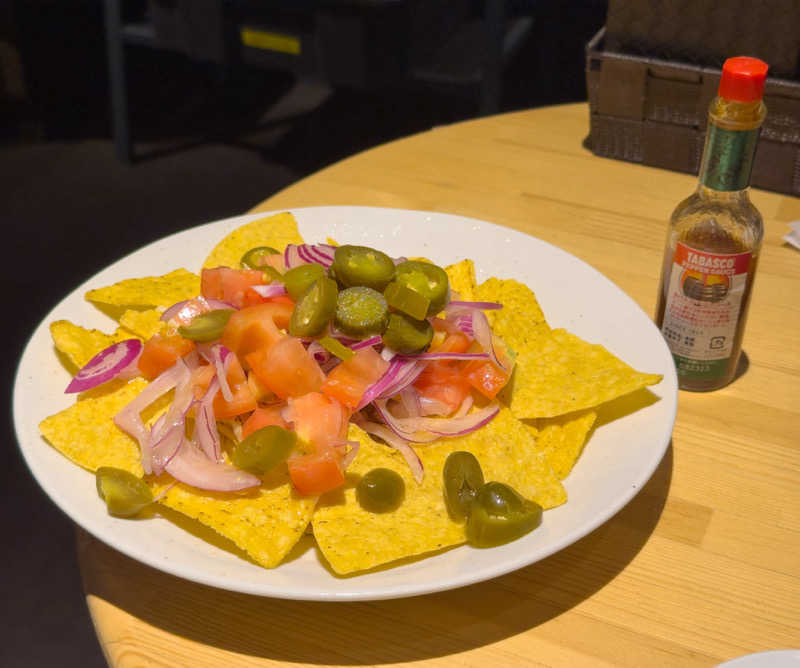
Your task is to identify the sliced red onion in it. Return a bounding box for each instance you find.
[307,341,332,365]
[150,422,185,475]
[453,394,474,418]
[165,439,260,491]
[192,376,221,461]
[146,359,195,475]
[398,387,422,418]
[250,283,287,299]
[350,335,382,351]
[356,357,427,410]
[198,343,233,402]
[373,399,439,444]
[418,395,452,417]
[397,351,490,362]
[447,300,502,311]
[114,359,189,474]
[470,310,508,371]
[379,400,501,440]
[340,439,361,469]
[65,339,143,393]
[354,418,424,483]
[160,297,235,324]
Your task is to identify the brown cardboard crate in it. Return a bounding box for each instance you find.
[585,28,800,196]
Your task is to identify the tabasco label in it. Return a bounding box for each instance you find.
[660,242,752,380]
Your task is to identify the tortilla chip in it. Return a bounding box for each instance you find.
[50,320,133,371]
[535,410,597,479]
[157,475,317,569]
[119,308,166,340]
[510,328,663,418]
[85,269,200,311]
[474,277,551,354]
[313,409,565,575]
[39,379,151,475]
[203,212,303,269]
[312,425,467,575]
[445,259,477,301]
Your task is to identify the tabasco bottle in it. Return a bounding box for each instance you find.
[655,57,768,391]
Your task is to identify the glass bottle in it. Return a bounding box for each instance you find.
[655,57,768,391]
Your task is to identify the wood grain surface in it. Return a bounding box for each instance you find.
[79,103,800,667]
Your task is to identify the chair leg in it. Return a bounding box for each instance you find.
[103,0,132,163]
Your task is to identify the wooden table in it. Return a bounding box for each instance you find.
[79,103,800,667]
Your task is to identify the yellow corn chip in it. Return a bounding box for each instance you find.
[313,409,565,575]
[312,425,467,575]
[39,379,151,475]
[509,328,663,418]
[445,259,477,301]
[119,308,166,340]
[474,277,551,353]
[157,476,317,569]
[50,320,133,371]
[535,410,597,480]
[203,211,303,269]
[85,269,200,311]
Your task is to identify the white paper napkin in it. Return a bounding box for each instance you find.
[783,221,800,250]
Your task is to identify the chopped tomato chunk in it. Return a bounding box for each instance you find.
[413,356,472,415]
[137,333,195,380]
[245,336,325,399]
[221,301,293,359]
[284,392,348,449]
[462,360,510,399]
[190,355,256,418]
[287,449,345,496]
[201,267,268,309]
[241,404,288,439]
[321,346,389,409]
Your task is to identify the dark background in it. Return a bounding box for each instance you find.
[1,2,606,665]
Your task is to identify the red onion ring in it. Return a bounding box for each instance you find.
[65,339,143,394]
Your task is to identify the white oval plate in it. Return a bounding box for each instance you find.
[14,206,677,601]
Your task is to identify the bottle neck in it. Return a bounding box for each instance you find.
[698,97,765,192]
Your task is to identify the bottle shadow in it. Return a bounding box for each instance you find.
[79,445,673,663]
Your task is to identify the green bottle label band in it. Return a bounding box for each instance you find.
[699,125,759,191]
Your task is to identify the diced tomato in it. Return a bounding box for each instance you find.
[284,392,348,449]
[191,355,256,418]
[463,335,514,399]
[245,336,325,399]
[287,449,345,496]
[221,301,293,359]
[190,364,216,399]
[137,333,195,380]
[462,360,510,399]
[413,357,472,415]
[213,383,257,418]
[321,346,389,409]
[201,267,268,309]
[430,331,471,354]
[241,404,288,439]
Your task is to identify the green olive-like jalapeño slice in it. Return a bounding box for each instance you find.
[357,468,405,513]
[382,312,433,354]
[96,466,154,518]
[394,260,450,316]
[178,309,234,342]
[230,425,296,475]
[443,451,485,521]
[289,276,338,338]
[334,286,389,337]
[331,245,396,291]
[241,246,280,270]
[283,263,325,301]
[466,481,543,548]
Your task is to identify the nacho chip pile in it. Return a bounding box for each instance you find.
[39,211,661,575]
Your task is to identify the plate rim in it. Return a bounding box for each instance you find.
[13,205,678,601]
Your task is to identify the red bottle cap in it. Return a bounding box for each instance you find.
[718,57,769,102]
